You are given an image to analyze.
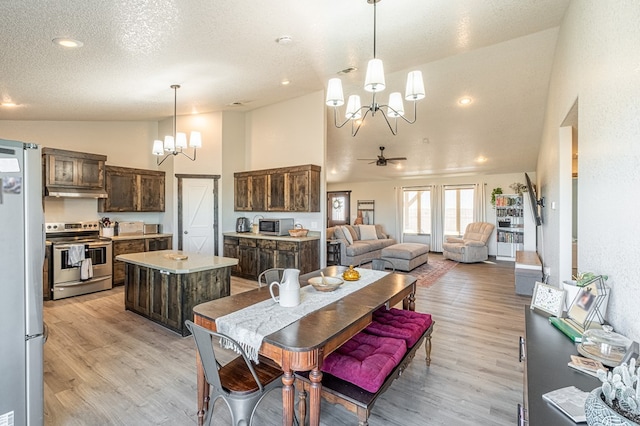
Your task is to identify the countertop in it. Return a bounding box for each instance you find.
[110,233,173,241]
[115,250,238,274]
[223,231,320,242]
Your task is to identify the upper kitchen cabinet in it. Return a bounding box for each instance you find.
[234,174,267,211]
[99,166,165,212]
[234,164,320,212]
[42,148,108,197]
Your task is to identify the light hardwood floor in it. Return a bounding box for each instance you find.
[43,255,529,425]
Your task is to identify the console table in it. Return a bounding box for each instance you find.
[520,307,599,425]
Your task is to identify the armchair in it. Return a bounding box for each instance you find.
[442,222,495,263]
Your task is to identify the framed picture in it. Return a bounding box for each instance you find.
[531,282,565,317]
[566,276,608,331]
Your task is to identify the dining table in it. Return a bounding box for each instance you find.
[191,265,418,426]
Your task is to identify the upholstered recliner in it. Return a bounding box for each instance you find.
[442,222,495,263]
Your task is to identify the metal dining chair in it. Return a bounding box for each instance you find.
[185,320,283,426]
[359,258,396,272]
[257,267,285,287]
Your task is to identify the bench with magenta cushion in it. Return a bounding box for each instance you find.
[295,309,434,425]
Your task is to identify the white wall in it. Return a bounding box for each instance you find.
[537,1,640,341]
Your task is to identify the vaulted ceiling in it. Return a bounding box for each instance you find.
[0,0,571,183]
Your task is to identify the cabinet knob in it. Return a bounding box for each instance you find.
[184,231,188,234]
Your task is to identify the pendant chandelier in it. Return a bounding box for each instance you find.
[152,84,202,166]
[325,0,425,137]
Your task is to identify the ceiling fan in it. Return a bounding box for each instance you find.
[358,146,407,166]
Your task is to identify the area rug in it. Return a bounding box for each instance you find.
[360,254,458,288]
[405,255,458,288]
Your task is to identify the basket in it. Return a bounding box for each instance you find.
[288,228,309,237]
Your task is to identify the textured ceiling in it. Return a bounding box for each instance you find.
[0,0,571,183]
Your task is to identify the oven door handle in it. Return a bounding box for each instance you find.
[54,242,110,250]
[54,276,110,288]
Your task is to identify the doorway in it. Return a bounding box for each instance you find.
[327,191,351,227]
[560,99,579,281]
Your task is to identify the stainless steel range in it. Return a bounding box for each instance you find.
[45,221,113,300]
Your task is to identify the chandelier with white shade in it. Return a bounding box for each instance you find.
[152,85,202,166]
[326,0,425,137]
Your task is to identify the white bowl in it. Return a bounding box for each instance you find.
[308,276,344,292]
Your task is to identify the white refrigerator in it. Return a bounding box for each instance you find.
[0,139,44,426]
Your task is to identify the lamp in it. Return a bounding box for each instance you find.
[152,84,202,166]
[326,0,425,136]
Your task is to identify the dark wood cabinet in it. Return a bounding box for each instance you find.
[234,164,321,212]
[42,148,106,189]
[223,236,239,274]
[234,176,250,211]
[288,168,320,212]
[99,166,165,212]
[223,234,320,280]
[267,171,287,211]
[112,236,172,286]
[145,236,172,252]
[113,239,146,286]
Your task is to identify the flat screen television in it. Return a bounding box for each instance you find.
[525,173,543,226]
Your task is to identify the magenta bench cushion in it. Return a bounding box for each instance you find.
[321,332,407,393]
[365,308,433,347]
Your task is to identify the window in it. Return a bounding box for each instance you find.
[444,187,474,236]
[403,188,431,234]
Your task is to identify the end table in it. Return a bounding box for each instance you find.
[326,240,341,266]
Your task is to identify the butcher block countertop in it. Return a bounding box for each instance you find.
[115,250,238,274]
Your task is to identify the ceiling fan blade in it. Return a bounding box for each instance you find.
[386,157,407,161]
[357,158,377,161]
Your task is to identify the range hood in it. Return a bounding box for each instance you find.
[45,186,108,199]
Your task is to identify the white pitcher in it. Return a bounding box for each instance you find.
[270,269,301,307]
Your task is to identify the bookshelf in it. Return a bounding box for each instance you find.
[495,194,524,260]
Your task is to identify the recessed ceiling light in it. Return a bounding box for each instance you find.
[1,102,17,107]
[281,79,290,86]
[275,36,293,45]
[53,38,84,48]
[458,97,473,105]
[475,156,487,163]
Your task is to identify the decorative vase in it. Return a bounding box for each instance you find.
[586,388,640,425]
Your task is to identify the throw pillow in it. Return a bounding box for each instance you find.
[341,226,354,245]
[333,226,346,242]
[343,224,359,241]
[358,224,378,241]
[375,224,387,239]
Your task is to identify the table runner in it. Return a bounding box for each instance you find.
[216,268,389,362]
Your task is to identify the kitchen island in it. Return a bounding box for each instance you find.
[116,250,238,336]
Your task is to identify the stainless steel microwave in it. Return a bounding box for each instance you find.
[258,218,294,236]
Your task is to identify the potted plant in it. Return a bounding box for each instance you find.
[490,187,503,207]
[585,359,640,425]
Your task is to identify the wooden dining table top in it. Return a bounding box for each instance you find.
[192,266,418,354]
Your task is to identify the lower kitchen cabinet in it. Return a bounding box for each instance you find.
[223,234,320,280]
[112,235,172,286]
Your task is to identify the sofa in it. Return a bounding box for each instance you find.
[327,224,396,266]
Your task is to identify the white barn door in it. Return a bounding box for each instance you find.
[182,178,215,255]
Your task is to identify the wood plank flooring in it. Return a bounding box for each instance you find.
[43,255,530,425]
